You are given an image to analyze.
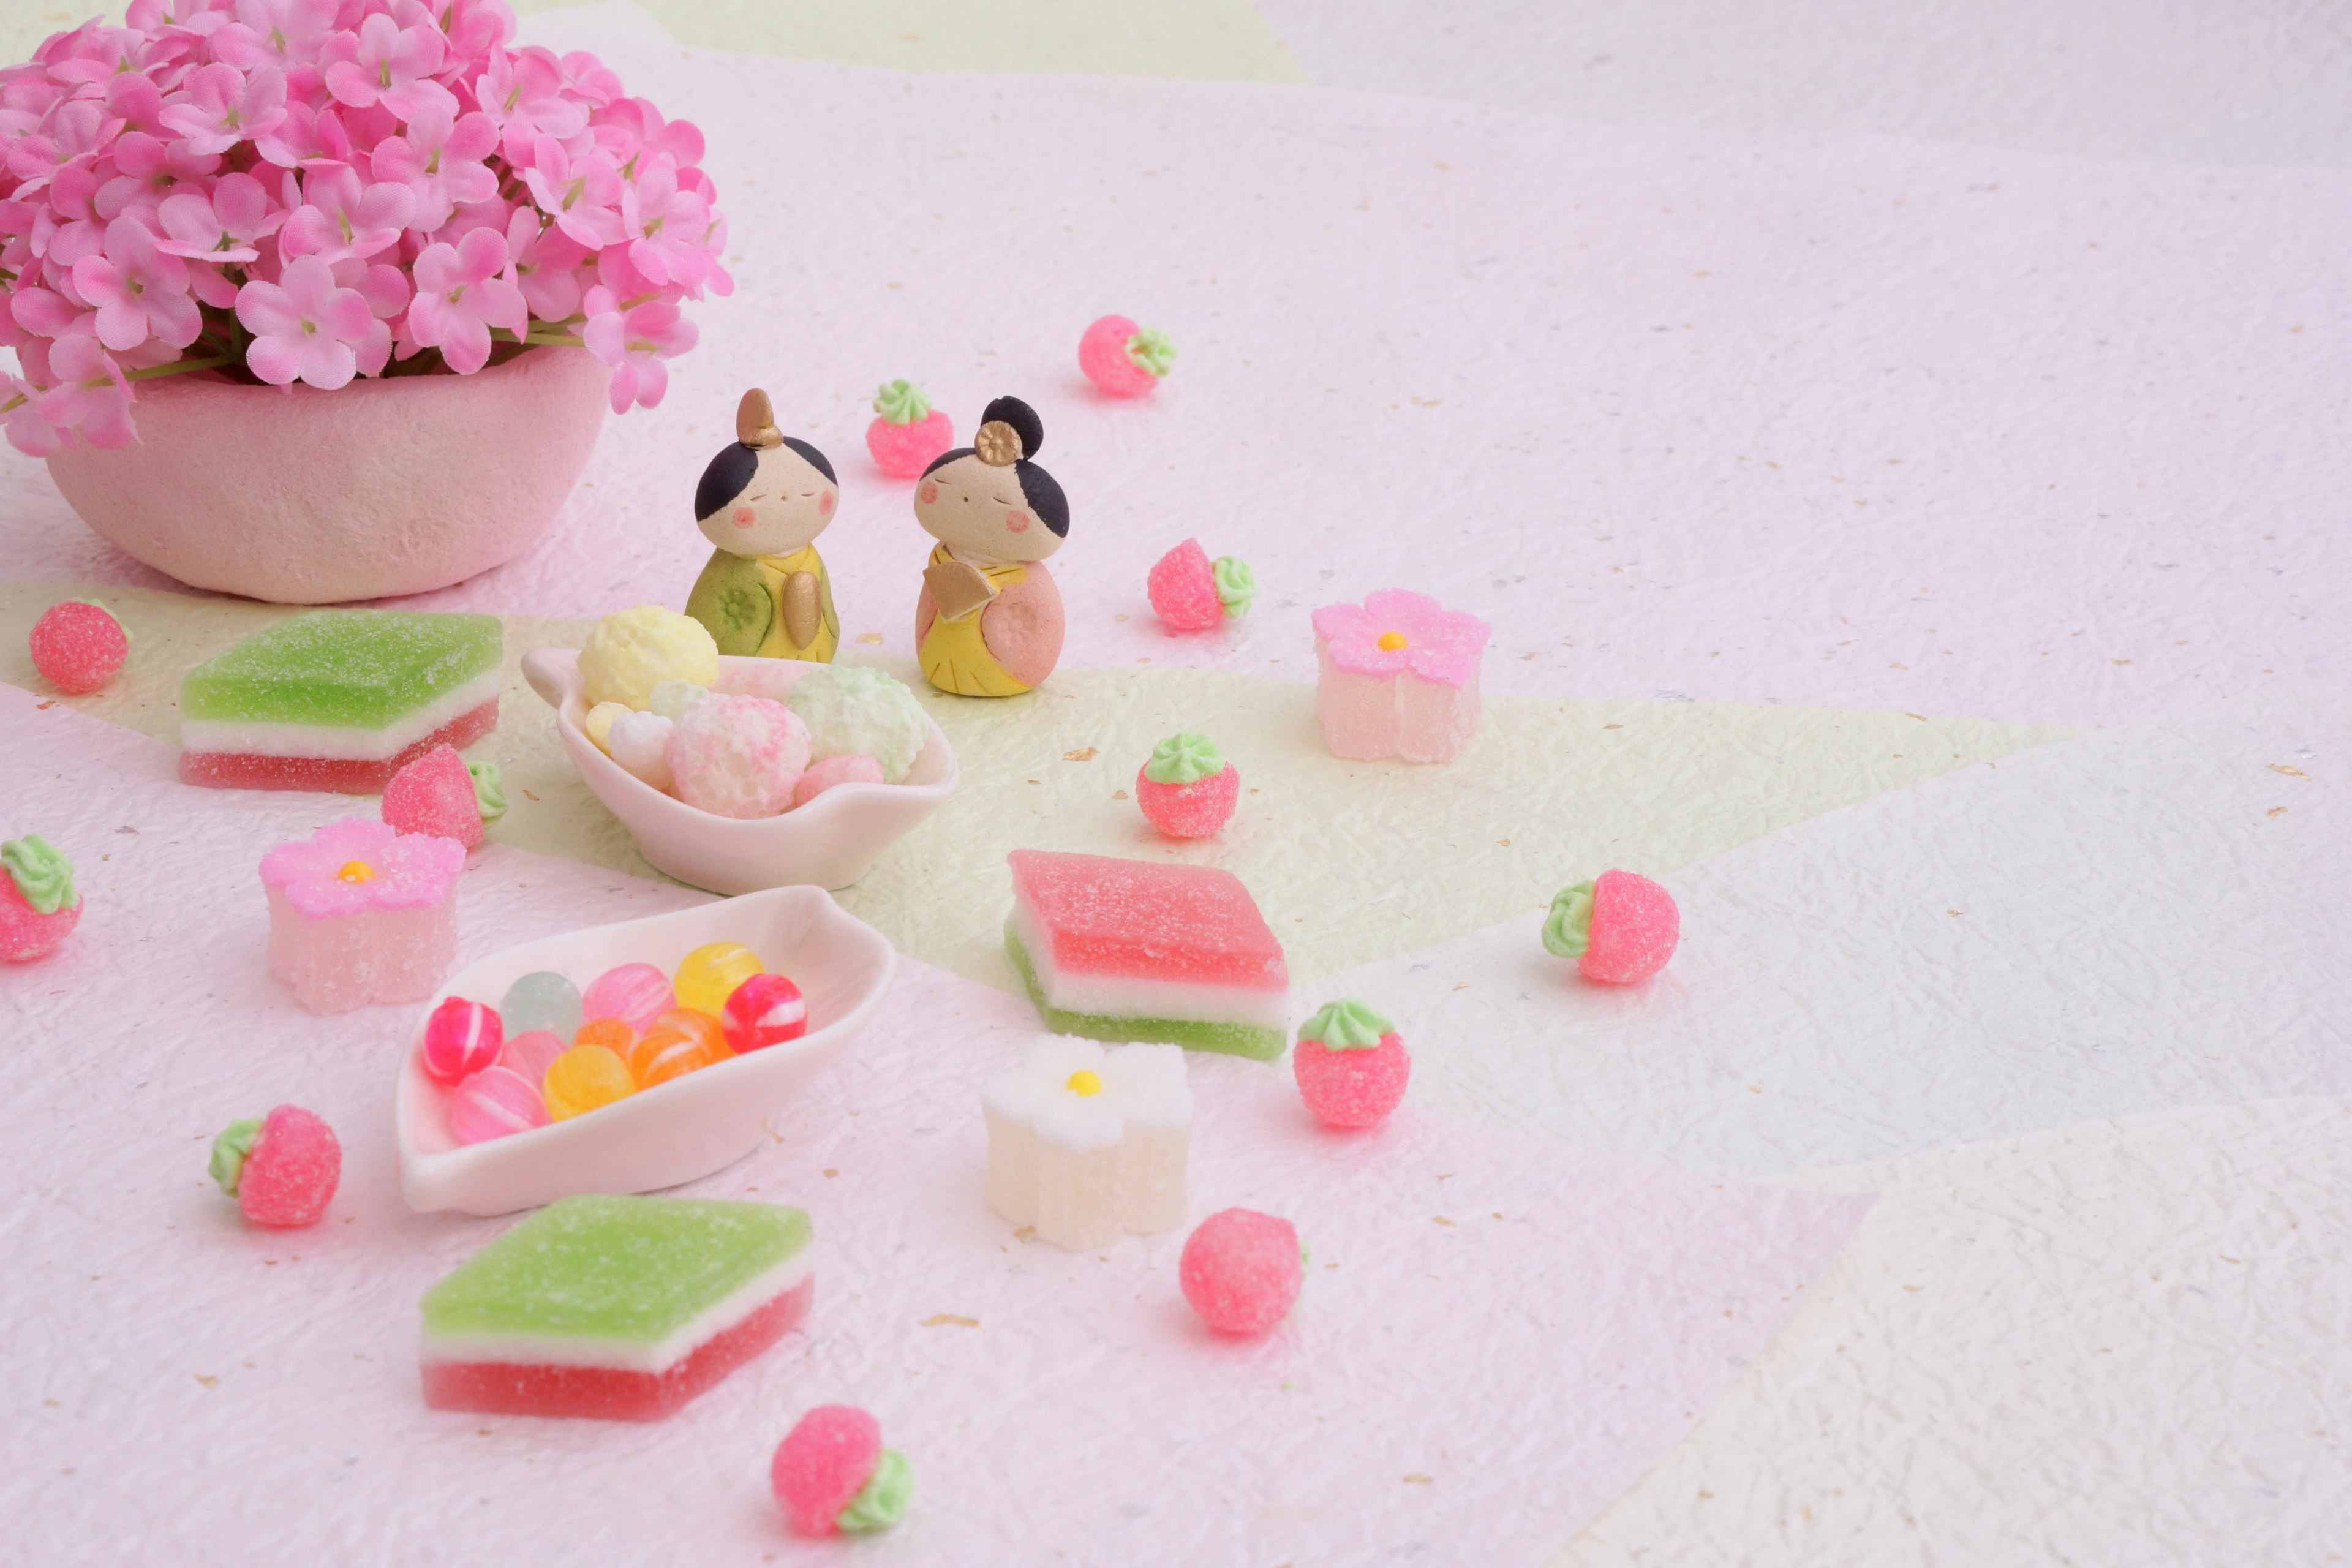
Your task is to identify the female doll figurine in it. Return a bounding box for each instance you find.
[913,395,1068,696]
[684,388,841,662]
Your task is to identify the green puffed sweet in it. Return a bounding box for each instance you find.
[785,666,927,783]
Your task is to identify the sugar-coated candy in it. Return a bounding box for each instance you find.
[773,1406,913,1536]
[607,710,676,792]
[1146,539,1254,632]
[498,1029,567,1085]
[210,1105,341,1228]
[627,1008,732,1088]
[544,1043,635,1120]
[1007,850,1289,1060]
[675,940,763,1015]
[499,971,583,1041]
[448,1065,550,1144]
[667,692,810,818]
[578,605,719,711]
[1311,589,1489,764]
[573,1016,636,1053]
[983,1038,1191,1251]
[1544,870,1679,985]
[423,996,504,1083]
[866,379,954,479]
[584,700,631,753]
[792,752,886,807]
[723,972,808,1054]
[785,666,926,785]
[259,818,464,1014]
[1079,314,1174,398]
[582,962,674,1034]
[1,834,83,963]
[420,1195,814,1420]
[647,680,706,718]
[29,600,129,694]
[382,744,487,848]
[1180,1208,1302,1335]
[179,610,500,793]
[469,760,506,821]
[1136,733,1240,839]
[1292,998,1410,1128]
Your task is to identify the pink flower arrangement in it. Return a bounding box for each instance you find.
[0,0,728,454]
[1310,589,1490,687]
[260,816,464,918]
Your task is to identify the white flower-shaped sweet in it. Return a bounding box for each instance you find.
[981,1037,1191,1251]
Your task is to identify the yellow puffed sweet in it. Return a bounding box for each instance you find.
[579,605,719,710]
[583,700,632,753]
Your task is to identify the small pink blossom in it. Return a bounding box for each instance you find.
[0,371,67,456]
[260,817,464,919]
[500,206,587,319]
[368,106,497,232]
[34,334,137,449]
[582,287,693,412]
[95,131,221,221]
[211,0,338,70]
[518,133,624,248]
[1310,590,1491,687]
[71,216,202,352]
[252,97,352,168]
[277,160,413,265]
[404,227,524,375]
[154,170,282,262]
[470,45,586,146]
[320,13,456,121]
[617,156,715,291]
[158,62,288,156]
[235,253,375,388]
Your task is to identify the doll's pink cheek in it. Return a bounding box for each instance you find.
[731,507,755,529]
[818,491,835,516]
[918,483,938,505]
[1006,510,1031,533]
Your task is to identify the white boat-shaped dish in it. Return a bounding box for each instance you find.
[397,886,894,1216]
[521,649,957,894]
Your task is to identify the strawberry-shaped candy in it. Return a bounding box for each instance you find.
[1,834,82,963]
[210,1105,341,1228]
[1079,314,1175,398]
[1544,870,1679,984]
[772,1405,913,1536]
[382,744,486,848]
[1180,1208,1304,1335]
[1291,998,1409,1128]
[865,379,954,479]
[1146,538,1254,632]
[1136,733,1239,839]
[28,600,129,694]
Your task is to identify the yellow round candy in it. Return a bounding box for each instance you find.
[674,941,763,1016]
[578,605,719,710]
[543,1044,635,1120]
[583,700,633,753]
[1066,1069,1102,1097]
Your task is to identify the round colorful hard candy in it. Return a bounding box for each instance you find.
[28,600,128,695]
[543,1044,635,1120]
[582,963,674,1035]
[722,972,807,1054]
[625,1008,731,1088]
[674,940,763,1016]
[447,1065,549,1144]
[421,996,503,1084]
[499,971,583,1042]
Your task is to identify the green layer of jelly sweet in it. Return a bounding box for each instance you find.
[420,1196,811,1345]
[181,611,501,729]
[1006,924,1285,1062]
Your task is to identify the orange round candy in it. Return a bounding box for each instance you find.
[625,1008,732,1088]
[573,1017,635,1052]
[543,1044,634,1120]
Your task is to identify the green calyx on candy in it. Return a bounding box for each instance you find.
[835,1448,914,1533]
[1144,733,1224,786]
[1298,997,1393,1050]
[1212,556,1256,617]
[209,1117,262,1196]
[2,834,76,914]
[1542,880,1596,959]
[1124,328,1177,378]
[872,379,931,426]
[467,760,507,821]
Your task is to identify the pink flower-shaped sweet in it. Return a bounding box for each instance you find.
[320,13,455,121]
[154,170,282,262]
[71,215,201,352]
[235,253,374,388]
[1310,589,1491,687]
[368,105,498,232]
[518,133,625,249]
[582,287,693,412]
[405,227,524,375]
[277,160,412,265]
[260,818,464,919]
[158,62,287,156]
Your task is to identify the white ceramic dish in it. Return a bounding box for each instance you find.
[521,649,957,894]
[396,886,894,1216]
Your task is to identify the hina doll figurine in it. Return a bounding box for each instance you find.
[684,388,840,662]
[913,395,1068,696]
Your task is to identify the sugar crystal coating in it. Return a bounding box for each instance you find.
[1578,869,1680,985]
[183,610,500,729]
[1079,314,1169,397]
[773,1405,883,1536]
[1147,539,1223,633]
[217,1105,341,1228]
[579,606,718,710]
[667,693,809,818]
[1136,758,1239,839]
[1180,1207,1302,1334]
[982,1038,1191,1250]
[722,972,807,1053]
[785,666,927,784]
[791,752,886,807]
[29,600,128,694]
[499,971,583,1041]
[867,382,956,478]
[1291,1009,1411,1129]
[1310,590,1489,764]
[259,819,463,1013]
[382,745,486,847]
[1,834,81,962]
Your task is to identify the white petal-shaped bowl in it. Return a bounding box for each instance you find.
[521,649,958,895]
[397,886,894,1216]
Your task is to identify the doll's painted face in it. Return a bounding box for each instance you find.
[914,453,1063,564]
[697,442,838,558]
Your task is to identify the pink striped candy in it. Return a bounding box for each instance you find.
[722,972,807,1054]
[447,1065,549,1145]
[582,963,674,1035]
[498,1028,567,1086]
[423,997,503,1084]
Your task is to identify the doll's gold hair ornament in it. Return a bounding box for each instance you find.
[736,387,783,450]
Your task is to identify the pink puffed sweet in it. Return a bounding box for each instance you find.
[772,1404,883,1536]
[28,600,128,695]
[582,963,674,1035]
[211,1105,341,1229]
[1180,1208,1303,1335]
[447,1065,549,1144]
[666,693,810,818]
[1147,539,1223,632]
[791,752,884,809]
[423,996,502,1083]
[382,744,486,848]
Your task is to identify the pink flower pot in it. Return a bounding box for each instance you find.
[46,346,608,605]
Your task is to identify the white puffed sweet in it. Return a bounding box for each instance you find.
[981,1038,1191,1251]
[606,710,675,791]
[784,666,927,783]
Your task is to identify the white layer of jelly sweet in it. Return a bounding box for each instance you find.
[1011,901,1289,1028]
[417,1250,812,1373]
[179,669,500,760]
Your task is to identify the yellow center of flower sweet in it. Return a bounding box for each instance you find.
[1066,1069,1102,1097]
[337,861,375,883]
[1377,630,1409,651]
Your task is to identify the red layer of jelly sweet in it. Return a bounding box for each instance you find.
[420,1273,812,1421]
[1010,849,1286,990]
[180,700,498,793]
